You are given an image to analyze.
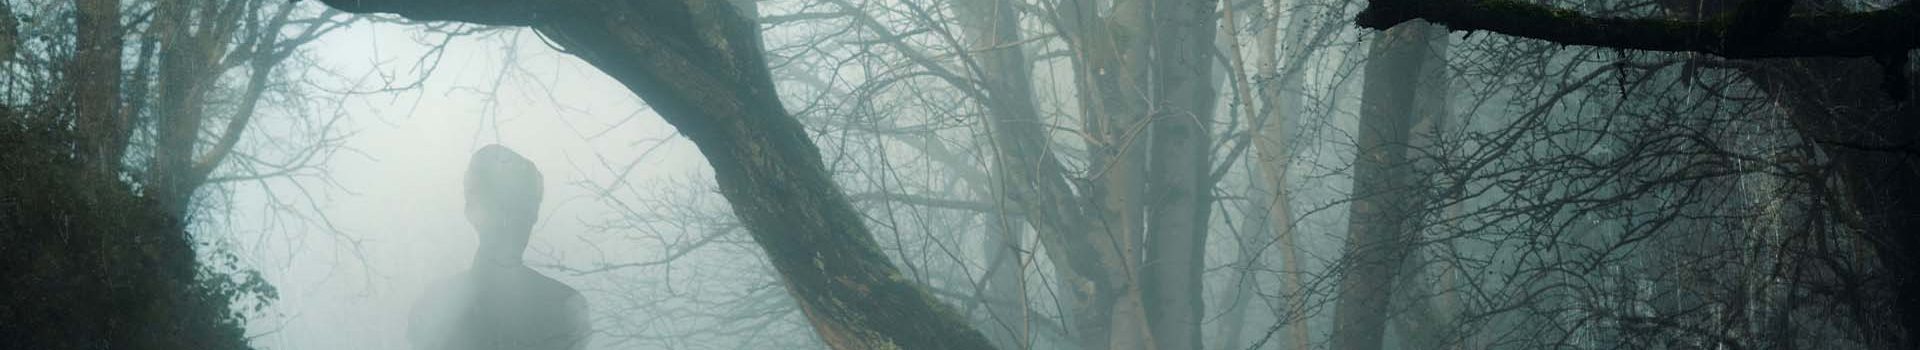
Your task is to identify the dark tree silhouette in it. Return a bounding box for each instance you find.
[1361,1,1920,347]
[1356,0,1919,58]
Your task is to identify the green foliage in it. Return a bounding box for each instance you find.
[0,104,267,350]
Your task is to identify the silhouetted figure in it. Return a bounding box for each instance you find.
[409,145,589,350]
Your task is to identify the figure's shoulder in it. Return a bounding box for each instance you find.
[514,266,584,299]
[449,265,581,305]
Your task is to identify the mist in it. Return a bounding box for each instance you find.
[3,0,1916,350]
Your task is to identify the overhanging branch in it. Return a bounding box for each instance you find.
[312,0,999,348]
[316,0,539,26]
[1357,0,1920,58]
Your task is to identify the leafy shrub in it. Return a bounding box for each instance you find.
[0,104,268,350]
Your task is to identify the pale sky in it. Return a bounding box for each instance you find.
[225,18,711,350]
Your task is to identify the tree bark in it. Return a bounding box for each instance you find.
[0,1,15,61]
[1142,0,1221,349]
[69,0,123,174]
[1071,2,1154,346]
[953,1,1036,348]
[1015,0,1159,348]
[315,1,994,349]
[147,0,287,218]
[1355,0,1920,58]
[1390,26,1455,348]
[1328,20,1435,350]
[1245,1,1323,347]
[977,214,1029,349]
[149,0,216,217]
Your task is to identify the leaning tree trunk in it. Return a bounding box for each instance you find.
[315,1,994,349]
[1328,20,1435,350]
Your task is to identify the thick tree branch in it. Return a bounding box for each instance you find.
[1357,0,1920,58]
[316,0,540,26]
[315,0,996,348]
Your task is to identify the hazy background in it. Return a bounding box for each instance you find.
[145,1,1889,349]
[221,22,713,349]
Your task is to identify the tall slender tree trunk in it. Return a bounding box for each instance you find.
[1265,101,1312,350]
[1257,1,1321,348]
[1328,20,1436,350]
[954,2,1037,348]
[0,2,16,61]
[979,214,1029,349]
[1142,0,1221,349]
[1387,24,1452,348]
[1262,0,1320,347]
[1051,1,1157,349]
[69,0,123,174]
[150,1,213,218]
[1219,177,1272,350]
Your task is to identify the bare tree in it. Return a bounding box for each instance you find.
[1326,19,1440,350]
[313,1,996,348]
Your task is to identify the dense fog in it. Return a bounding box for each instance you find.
[3,0,1916,350]
[227,24,706,349]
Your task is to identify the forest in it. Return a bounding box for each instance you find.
[1,0,1916,349]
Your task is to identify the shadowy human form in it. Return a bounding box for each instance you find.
[409,145,589,350]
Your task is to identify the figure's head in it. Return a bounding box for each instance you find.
[464,144,543,249]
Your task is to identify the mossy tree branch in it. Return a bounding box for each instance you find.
[313,0,995,349]
[1357,0,1919,58]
